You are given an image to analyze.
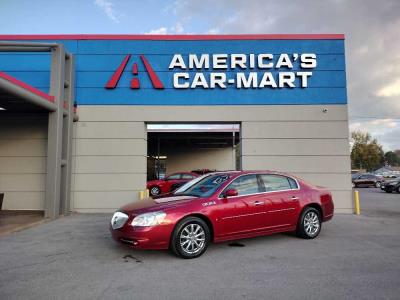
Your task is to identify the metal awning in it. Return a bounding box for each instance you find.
[0,71,56,112]
[0,41,75,219]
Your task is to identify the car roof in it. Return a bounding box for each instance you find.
[209,170,295,178]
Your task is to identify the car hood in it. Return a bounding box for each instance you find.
[119,195,197,215]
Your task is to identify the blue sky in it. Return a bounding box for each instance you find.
[1,0,400,150]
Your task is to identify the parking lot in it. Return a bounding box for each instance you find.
[0,188,399,300]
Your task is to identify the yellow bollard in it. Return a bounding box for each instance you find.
[354,190,360,215]
[139,190,145,200]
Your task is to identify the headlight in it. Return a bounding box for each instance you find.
[131,211,166,227]
[111,211,129,229]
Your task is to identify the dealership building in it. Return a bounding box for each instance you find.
[0,34,352,218]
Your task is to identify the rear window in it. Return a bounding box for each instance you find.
[288,177,299,189]
[260,175,298,191]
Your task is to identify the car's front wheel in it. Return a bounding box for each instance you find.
[170,217,210,259]
[296,207,321,239]
[375,181,381,188]
[149,186,161,196]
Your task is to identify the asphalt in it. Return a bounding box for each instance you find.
[0,188,399,300]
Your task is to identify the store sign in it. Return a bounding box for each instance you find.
[105,53,317,90]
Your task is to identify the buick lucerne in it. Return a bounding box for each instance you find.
[110,171,334,258]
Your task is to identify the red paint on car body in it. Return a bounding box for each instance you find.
[111,171,334,250]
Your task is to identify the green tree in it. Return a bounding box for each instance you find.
[351,131,384,171]
[384,151,400,166]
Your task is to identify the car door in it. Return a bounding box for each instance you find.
[214,174,267,238]
[355,175,367,186]
[164,173,182,192]
[258,174,301,228]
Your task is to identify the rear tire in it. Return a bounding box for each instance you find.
[170,217,210,259]
[296,207,321,239]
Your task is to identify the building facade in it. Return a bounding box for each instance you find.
[0,34,352,214]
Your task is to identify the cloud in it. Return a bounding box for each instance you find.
[146,23,184,35]
[171,0,400,150]
[146,27,168,35]
[350,119,399,151]
[94,0,119,23]
[376,78,400,97]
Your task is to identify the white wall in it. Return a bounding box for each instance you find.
[0,114,47,210]
[165,147,235,175]
[72,105,352,213]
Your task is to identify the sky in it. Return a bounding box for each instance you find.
[1,0,399,151]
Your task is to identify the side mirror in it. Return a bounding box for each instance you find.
[224,188,238,198]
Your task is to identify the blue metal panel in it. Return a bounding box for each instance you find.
[77,87,346,105]
[75,54,345,71]
[0,38,347,105]
[77,40,345,55]
[76,70,346,88]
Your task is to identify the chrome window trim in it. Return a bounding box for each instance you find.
[217,173,301,199]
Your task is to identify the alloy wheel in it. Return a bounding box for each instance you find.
[150,186,160,196]
[179,223,206,255]
[303,211,320,237]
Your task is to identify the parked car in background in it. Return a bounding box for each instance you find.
[352,173,384,188]
[380,177,400,193]
[146,172,199,196]
[191,169,216,175]
[111,170,334,258]
[153,171,241,199]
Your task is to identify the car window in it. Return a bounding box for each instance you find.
[259,174,292,192]
[359,175,367,179]
[288,177,299,189]
[181,174,195,180]
[166,174,181,180]
[224,175,260,196]
[179,174,232,198]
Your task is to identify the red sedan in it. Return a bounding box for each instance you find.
[146,172,199,196]
[111,171,334,258]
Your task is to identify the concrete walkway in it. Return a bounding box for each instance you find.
[0,211,45,237]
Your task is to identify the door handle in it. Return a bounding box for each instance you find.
[253,201,263,206]
[290,196,299,201]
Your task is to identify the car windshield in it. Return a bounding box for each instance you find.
[176,174,232,198]
[174,174,210,194]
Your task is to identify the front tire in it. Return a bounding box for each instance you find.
[170,217,210,259]
[375,181,381,188]
[296,207,321,239]
[149,186,161,196]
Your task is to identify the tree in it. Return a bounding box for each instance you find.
[351,131,384,171]
[384,151,400,166]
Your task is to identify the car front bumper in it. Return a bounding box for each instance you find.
[110,223,173,250]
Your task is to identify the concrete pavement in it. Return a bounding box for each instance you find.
[0,188,399,299]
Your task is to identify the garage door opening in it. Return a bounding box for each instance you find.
[147,124,241,182]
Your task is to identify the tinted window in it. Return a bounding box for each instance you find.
[179,174,231,198]
[224,175,260,196]
[181,174,195,179]
[288,177,298,189]
[166,174,181,180]
[260,175,291,192]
